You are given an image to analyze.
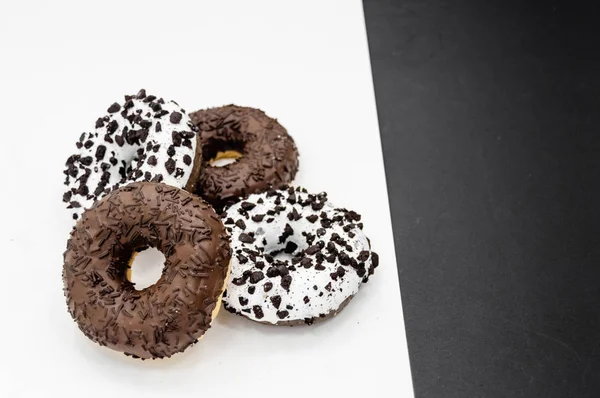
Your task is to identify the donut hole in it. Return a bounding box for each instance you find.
[210,151,242,167]
[268,239,308,263]
[127,247,166,290]
[273,251,296,263]
[203,138,245,168]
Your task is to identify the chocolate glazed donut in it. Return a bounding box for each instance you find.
[63,182,231,359]
[190,105,299,211]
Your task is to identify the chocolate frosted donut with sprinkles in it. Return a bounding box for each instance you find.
[222,186,378,326]
[63,182,231,359]
[62,89,202,220]
[190,105,299,211]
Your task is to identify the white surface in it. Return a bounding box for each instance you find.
[131,249,167,291]
[0,1,414,397]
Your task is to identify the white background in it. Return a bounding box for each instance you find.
[0,1,413,397]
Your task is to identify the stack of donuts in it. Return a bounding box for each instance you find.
[62,90,378,359]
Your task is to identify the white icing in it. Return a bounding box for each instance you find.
[63,90,197,219]
[222,188,375,324]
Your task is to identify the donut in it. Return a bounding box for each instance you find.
[221,186,378,326]
[62,182,231,359]
[62,89,202,220]
[189,105,299,211]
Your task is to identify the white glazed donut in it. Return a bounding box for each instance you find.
[222,186,379,325]
[63,89,201,220]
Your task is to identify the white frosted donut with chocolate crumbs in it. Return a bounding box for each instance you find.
[222,186,379,325]
[62,89,202,220]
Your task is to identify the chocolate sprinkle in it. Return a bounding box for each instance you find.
[239,233,255,243]
[241,202,256,211]
[107,102,121,113]
[170,111,182,124]
[232,277,246,286]
[252,306,264,319]
[270,295,282,309]
[306,214,318,223]
[284,241,298,254]
[165,158,176,175]
[358,251,370,262]
[281,275,292,291]
[95,145,106,161]
[115,135,125,147]
[305,245,321,256]
[80,156,93,166]
[266,266,279,278]
[107,120,119,134]
[249,271,264,284]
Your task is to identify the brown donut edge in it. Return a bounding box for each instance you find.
[223,294,355,327]
[183,131,203,193]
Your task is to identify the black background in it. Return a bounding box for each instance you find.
[363,0,600,396]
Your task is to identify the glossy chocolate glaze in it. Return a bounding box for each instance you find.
[190,105,299,211]
[63,182,231,359]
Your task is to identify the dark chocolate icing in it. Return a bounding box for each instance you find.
[63,182,231,359]
[190,105,299,211]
